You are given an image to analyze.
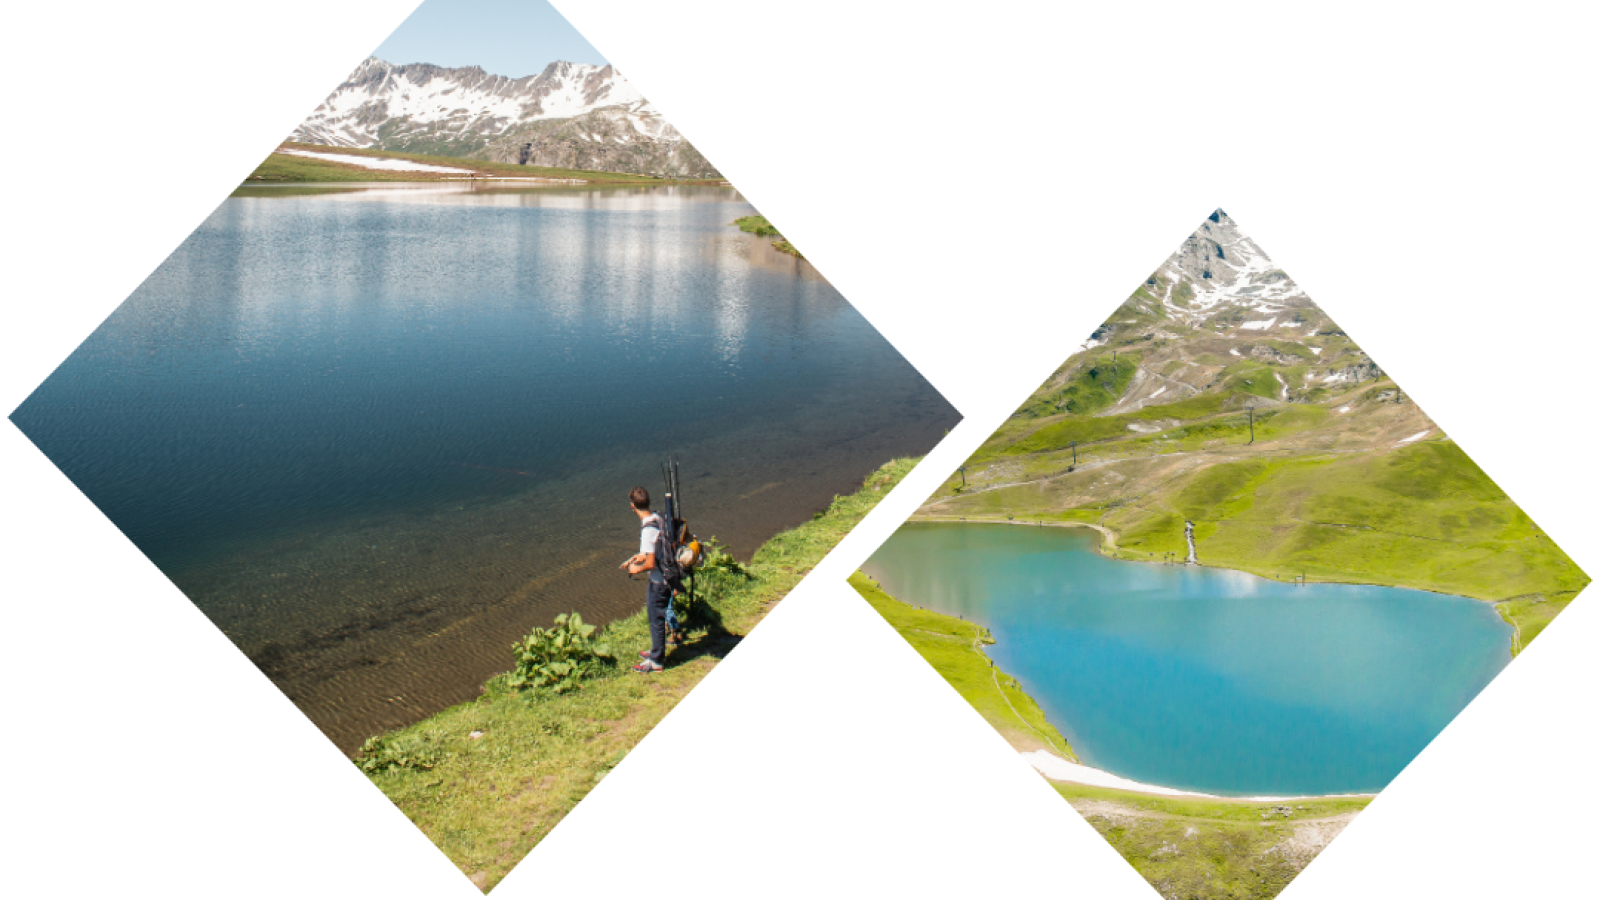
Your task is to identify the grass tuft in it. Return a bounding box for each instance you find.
[733,215,804,258]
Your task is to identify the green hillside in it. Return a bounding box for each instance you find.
[922,245,1586,653]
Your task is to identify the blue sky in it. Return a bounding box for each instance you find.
[374,0,608,76]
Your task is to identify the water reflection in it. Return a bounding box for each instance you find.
[13,186,959,750]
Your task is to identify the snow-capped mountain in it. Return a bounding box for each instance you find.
[1157,209,1313,323]
[288,57,719,178]
[1067,209,1381,413]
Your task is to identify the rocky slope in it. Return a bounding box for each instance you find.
[1015,209,1386,422]
[289,57,719,178]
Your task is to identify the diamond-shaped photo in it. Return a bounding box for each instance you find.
[852,209,1587,900]
[5,1,957,890]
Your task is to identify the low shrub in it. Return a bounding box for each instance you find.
[509,612,615,694]
[356,734,447,774]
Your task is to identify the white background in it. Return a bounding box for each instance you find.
[2,2,1595,897]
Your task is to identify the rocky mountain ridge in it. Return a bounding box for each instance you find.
[289,57,719,178]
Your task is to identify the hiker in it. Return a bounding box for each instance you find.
[623,486,671,672]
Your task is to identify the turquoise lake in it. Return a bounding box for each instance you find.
[10,184,957,750]
[862,522,1512,796]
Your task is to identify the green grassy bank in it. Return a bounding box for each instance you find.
[733,215,803,258]
[1106,441,1581,603]
[928,437,1587,654]
[245,142,714,185]
[850,573,1373,900]
[849,571,1072,757]
[1055,782,1370,900]
[359,458,916,891]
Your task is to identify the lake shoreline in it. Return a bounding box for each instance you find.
[911,512,1529,609]
[237,430,947,755]
[1022,750,1377,802]
[245,141,728,186]
[364,459,921,889]
[912,512,1544,659]
[862,525,1507,800]
[855,569,1377,802]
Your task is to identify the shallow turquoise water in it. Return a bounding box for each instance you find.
[862,522,1512,796]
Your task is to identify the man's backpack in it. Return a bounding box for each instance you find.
[644,512,688,590]
[649,458,700,591]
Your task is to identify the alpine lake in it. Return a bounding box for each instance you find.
[12,183,959,752]
[862,521,1512,797]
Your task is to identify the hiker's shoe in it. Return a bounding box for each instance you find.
[632,659,664,674]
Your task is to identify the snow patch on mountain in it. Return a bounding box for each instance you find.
[281,57,720,177]
[292,58,649,149]
[279,148,474,173]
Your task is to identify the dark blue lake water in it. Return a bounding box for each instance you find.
[11,184,958,749]
[862,522,1512,796]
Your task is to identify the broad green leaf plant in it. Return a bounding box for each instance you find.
[509,612,616,694]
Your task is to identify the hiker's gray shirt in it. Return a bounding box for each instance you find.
[640,514,665,584]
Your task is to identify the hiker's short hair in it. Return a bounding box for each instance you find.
[629,486,650,510]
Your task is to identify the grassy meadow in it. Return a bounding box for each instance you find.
[927,330,1587,654]
[931,425,1584,651]
[358,458,916,891]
